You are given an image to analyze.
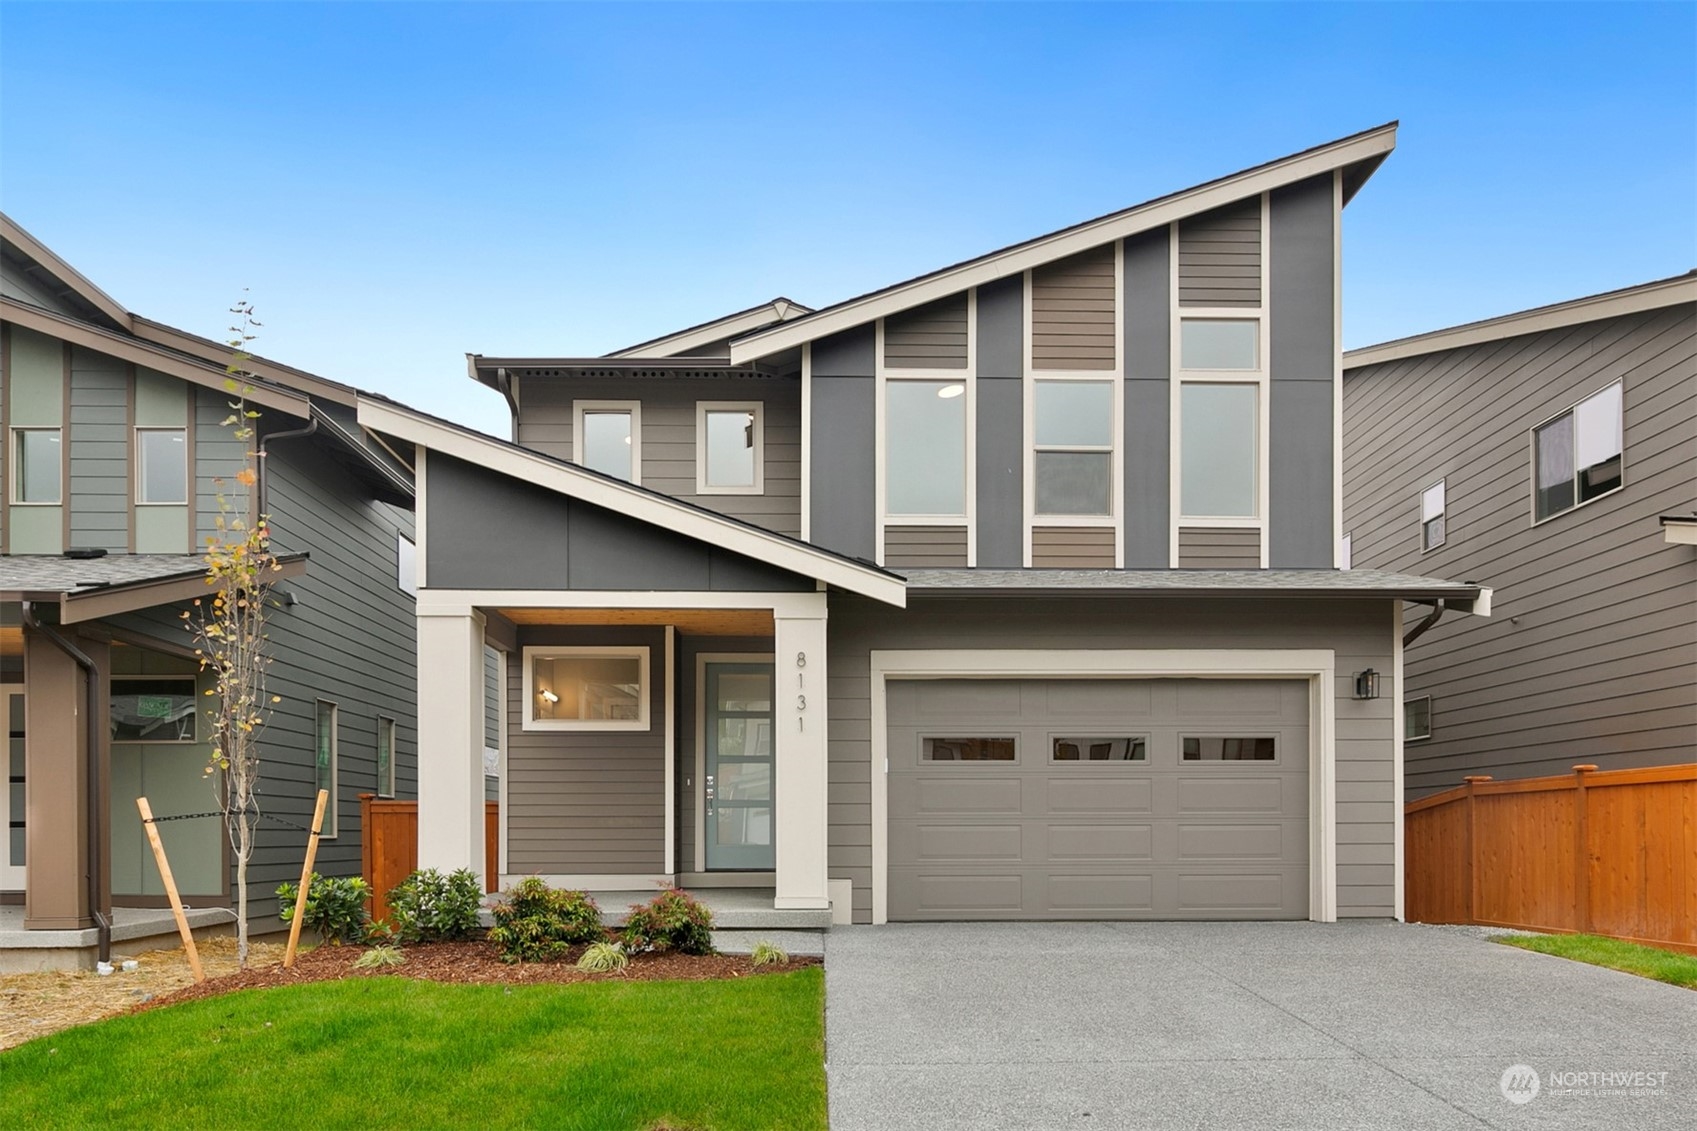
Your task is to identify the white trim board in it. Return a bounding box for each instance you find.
[608,297,811,359]
[865,648,1340,926]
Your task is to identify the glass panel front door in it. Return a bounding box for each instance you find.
[2,687,24,890]
[704,662,774,870]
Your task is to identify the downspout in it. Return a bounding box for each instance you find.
[1402,600,1445,648]
[256,413,320,518]
[20,601,110,963]
[496,367,519,443]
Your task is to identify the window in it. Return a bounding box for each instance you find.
[1421,481,1446,551]
[12,428,61,504]
[1052,736,1147,762]
[1180,319,1259,370]
[572,401,640,483]
[1034,380,1114,516]
[922,737,1015,761]
[1180,383,1258,518]
[696,402,763,494]
[135,427,188,504]
[1183,736,1276,761]
[111,677,197,742]
[315,701,339,837]
[376,716,397,798]
[397,535,417,596]
[1405,697,1432,742]
[522,646,650,731]
[886,379,966,516]
[1534,382,1623,522]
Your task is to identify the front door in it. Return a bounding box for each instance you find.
[2,685,23,891]
[703,662,775,870]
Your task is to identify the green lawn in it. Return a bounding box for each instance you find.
[0,969,826,1131]
[1497,933,1697,989]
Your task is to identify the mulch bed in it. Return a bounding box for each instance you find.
[136,941,819,1014]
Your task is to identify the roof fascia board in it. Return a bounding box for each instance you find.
[1,298,310,415]
[59,556,309,624]
[355,396,907,608]
[608,299,811,359]
[129,316,359,406]
[0,214,133,332]
[728,127,1397,364]
[310,405,416,500]
[1346,275,1697,369]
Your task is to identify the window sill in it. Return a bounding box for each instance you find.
[1531,483,1625,528]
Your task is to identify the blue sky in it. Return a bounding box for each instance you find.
[2,2,1692,437]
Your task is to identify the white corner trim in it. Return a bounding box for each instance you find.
[497,647,509,876]
[1332,169,1345,566]
[800,342,812,542]
[1392,602,1405,922]
[664,626,676,876]
[571,399,643,486]
[694,401,765,495]
[415,446,429,589]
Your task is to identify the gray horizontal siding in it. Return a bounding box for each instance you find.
[1179,198,1262,308]
[1178,527,1261,569]
[1031,525,1115,567]
[195,386,249,547]
[69,347,129,552]
[884,524,968,567]
[1032,245,1116,371]
[884,293,968,369]
[1343,303,1697,795]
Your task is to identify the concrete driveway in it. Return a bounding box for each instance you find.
[825,922,1696,1130]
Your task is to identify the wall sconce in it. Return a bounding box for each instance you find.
[539,689,560,704]
[1353,669,1380,700]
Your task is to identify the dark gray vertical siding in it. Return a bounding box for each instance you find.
[883,293,968,369]
[976,276,1024,568]
[1123,230,1171,567]
[1268,176,1336,567]
[194,387,248,546]
[1031,245,1116,370]
[1344,303,1697,795]
[1178,199,1261,307]
[810,326,877,560]
[68,346,129,552]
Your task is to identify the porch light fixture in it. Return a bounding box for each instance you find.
[1353,669,1380,700]
[937,384,965,399]
[539,688,560,704]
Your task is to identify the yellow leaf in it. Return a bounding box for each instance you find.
[236,468,257,487]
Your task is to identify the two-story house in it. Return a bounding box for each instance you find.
[1343,273,1696,797]
[358,122,1488,928]
[1,215,420,968]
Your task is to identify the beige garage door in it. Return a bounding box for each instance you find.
[887,678,1310,921]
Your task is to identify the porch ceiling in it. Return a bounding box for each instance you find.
[498,606,774,637]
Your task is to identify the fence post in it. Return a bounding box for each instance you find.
[359,793,376,919]
[1573,765,1597,934]
[1463,776,1493,924]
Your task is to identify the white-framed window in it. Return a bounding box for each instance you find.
[695,402,764,495]
[572,400,641,484]
[110,676,197,743]
[885,378,967,518]
[522,645,650,732]
[1533,382,1623,523]
[397,534,417,596]
[135,427,188,505]
[376,715,397,799]
[1179,318,1259,371]
[1033,378,1115,518]
[1179,382,1259,519]
[1404,696,1432,742]
[11,427,62,504]
[1421,480,1446,551]
[315,700,339,838]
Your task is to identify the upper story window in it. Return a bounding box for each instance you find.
[572,401,641,484]
[696,402,763,495]
[1180,319,1259,371]
[1033,379,1114,517]
[1179,383,1258,518]
[136,427,188,505]
[1534,382,1622,522]
[886,379,966,518]
[11,428,62,504]
[1421,481,1446,551]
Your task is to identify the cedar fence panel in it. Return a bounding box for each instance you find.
[360,794,499,925]
[1404,764,1696,954]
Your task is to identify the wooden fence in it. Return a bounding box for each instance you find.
[1405,764,1696,954]
[359,794,499,924]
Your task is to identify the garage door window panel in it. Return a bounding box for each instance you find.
[1051,736,1148,762]
[1182,735,1277,761]
[921,737,1016,762]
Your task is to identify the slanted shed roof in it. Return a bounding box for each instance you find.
[1,552,309,623]
[899,567,1490,611]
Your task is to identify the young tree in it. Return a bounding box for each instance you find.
[184,298,284,966]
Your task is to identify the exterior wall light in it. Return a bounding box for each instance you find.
[1353,669,1380,700]
[937,384,965,399]
[539,689,560,704]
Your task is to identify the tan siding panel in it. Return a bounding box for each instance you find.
[884,524,968,567]
[1178,527,1261,568]
[1031,525,1115,567]
[1179,199,1262,308]
[1032,245,1116,370]
[884,293,968,369]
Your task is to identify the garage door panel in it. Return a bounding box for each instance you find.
[903,873,1024,915]
[908,823,1024,862]
[1176,679,1285,715]
[1176,871,1295,914]
[914,680,1027,717]
[1046,873,1155,913]
[1046,822,1154,860]
[1176,774,1298,813]
[1175,822,1288,860]
[1040,679,1154,717]
[1047,776,1152,813]
[905,775,1022,815]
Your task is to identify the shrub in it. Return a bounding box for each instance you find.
[576,941,629,973]
[386,868,484,943]
[276,873,370,945]
[622,888,715,956]
[749,940,789,967]
[353,944,406,970]
[488,878,605,963]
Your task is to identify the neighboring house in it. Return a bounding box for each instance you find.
[0,215,419,964]
[1343,273,1697,797]
[358,121,1489,928]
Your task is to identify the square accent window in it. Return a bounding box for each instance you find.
[1534,382,1622,522]
[12,428,62,504]
[1180,383,1258,518]
[377,716,397,798]
[1182,735,1276,761]
[922,737,1016,761]
[111,677,197,743]
[523,646,650,731]
[886,379,966,517]
[1421,480,1446,551]
[1180,319,1259,370]
[397,535,417,596]
[696,402,763,494]
[573,402,640,483]
[1052,736,1147,762]
[1405,696,1432,742]
[1034,380,1114,517]
[315,701,339,838]
[136,428,188,504]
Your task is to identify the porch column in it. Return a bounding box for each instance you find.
[22,626,91,929]
[416,608,487,884]
[773,595,829,910]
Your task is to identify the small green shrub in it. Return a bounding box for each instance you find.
[488,877,605,963]
[749,940,789,967]
[276,873,370,945]
[353,944,407,970]
[576,941,629,973]
[622,888,715,956]
[386,868,484,943]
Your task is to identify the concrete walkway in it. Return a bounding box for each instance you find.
[825,921,1696,1130]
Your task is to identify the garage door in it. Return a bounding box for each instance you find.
[887,678,1309,921]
